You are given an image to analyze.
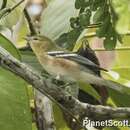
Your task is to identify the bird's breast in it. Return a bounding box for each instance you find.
[38,54,80,81]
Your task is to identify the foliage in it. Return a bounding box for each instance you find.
[0,34,32,130]
[55,0,122,50]
[0,0,130,130]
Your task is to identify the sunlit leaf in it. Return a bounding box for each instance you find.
[0,33,21,59]
[40,0,78,40]
[112,0,130,34]
[0,68,32,130]
[0,0,25,29]
[0,0,3,9]
[0,34,32,130]
[79,82,101,102]
[53,104,71,130]
[20,50,43,72]
[112,67,130,80]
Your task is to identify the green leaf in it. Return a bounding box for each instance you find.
[93,7,104,23]
[104,35,117,50]
[0,0,25,29]
[112,67,130,81]
[0,0,3,8]
[0,68,32,130]
[20,50,43,72]
[0,0,6,10]
[0,34,32,130]
[112,0,130,34]
[67,29,81,49]
[103,72,130,95]
[40,0,78,40]
[75,0,90,9]
[108,88,130,107]
[0,33,21,59]
[70,17,79,29]
[53,104,71,130]
[79,10,91,27]
[75,0,81,9]
[96,14,110,37]
[79,82,101,102]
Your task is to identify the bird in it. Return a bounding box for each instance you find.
[25,35,127,94]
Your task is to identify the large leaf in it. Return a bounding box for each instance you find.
[53,104,71,130]
[40,0,78,40]
[112,67,130,81]
[0,0,3,8]
[112,0,130,34]
[108,87,130,107]
[0,0,25,29]
[20,50,43,72]
[0,33,20,59]
[79,82,101,102]
[0,68,32,130]
[0,35,32,130]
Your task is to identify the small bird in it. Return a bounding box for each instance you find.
[26,35,127,93]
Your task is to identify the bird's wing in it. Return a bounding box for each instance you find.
[47,51,107,71]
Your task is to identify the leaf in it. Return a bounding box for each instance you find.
[0,0,3,9]
[0,33,21,59]
[67,29,81,44]
[112,67,130,81]
[53,104,71,130]
[108,88,130,107]
[79,82,101,102]
[20,50,43,72]
[93,7,104,23]
[79,11,91,27]
[104,35,117,50]
[0,68,32,130]
[112,0,130,34]
[96,14,110,38]
[75,0,81,9]
[103,71,130,95]
[72,29,88,51]
[40,0,78,40]
[0,35,32,130]
[0,0,25,29]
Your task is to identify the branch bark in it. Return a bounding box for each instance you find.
[0,46,130,125]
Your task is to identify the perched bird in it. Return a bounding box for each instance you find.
[26,35,126,94]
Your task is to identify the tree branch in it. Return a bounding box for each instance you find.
[0,45,130,125]
[23,8,37,36]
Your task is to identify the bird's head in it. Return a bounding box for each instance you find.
[25,35,54,52]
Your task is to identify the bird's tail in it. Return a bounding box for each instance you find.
[79,71,128,94]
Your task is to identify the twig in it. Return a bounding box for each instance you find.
[11,0,25,11]
[23,8,37,35]
[0,0,25,19]
[0,45,130,122]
